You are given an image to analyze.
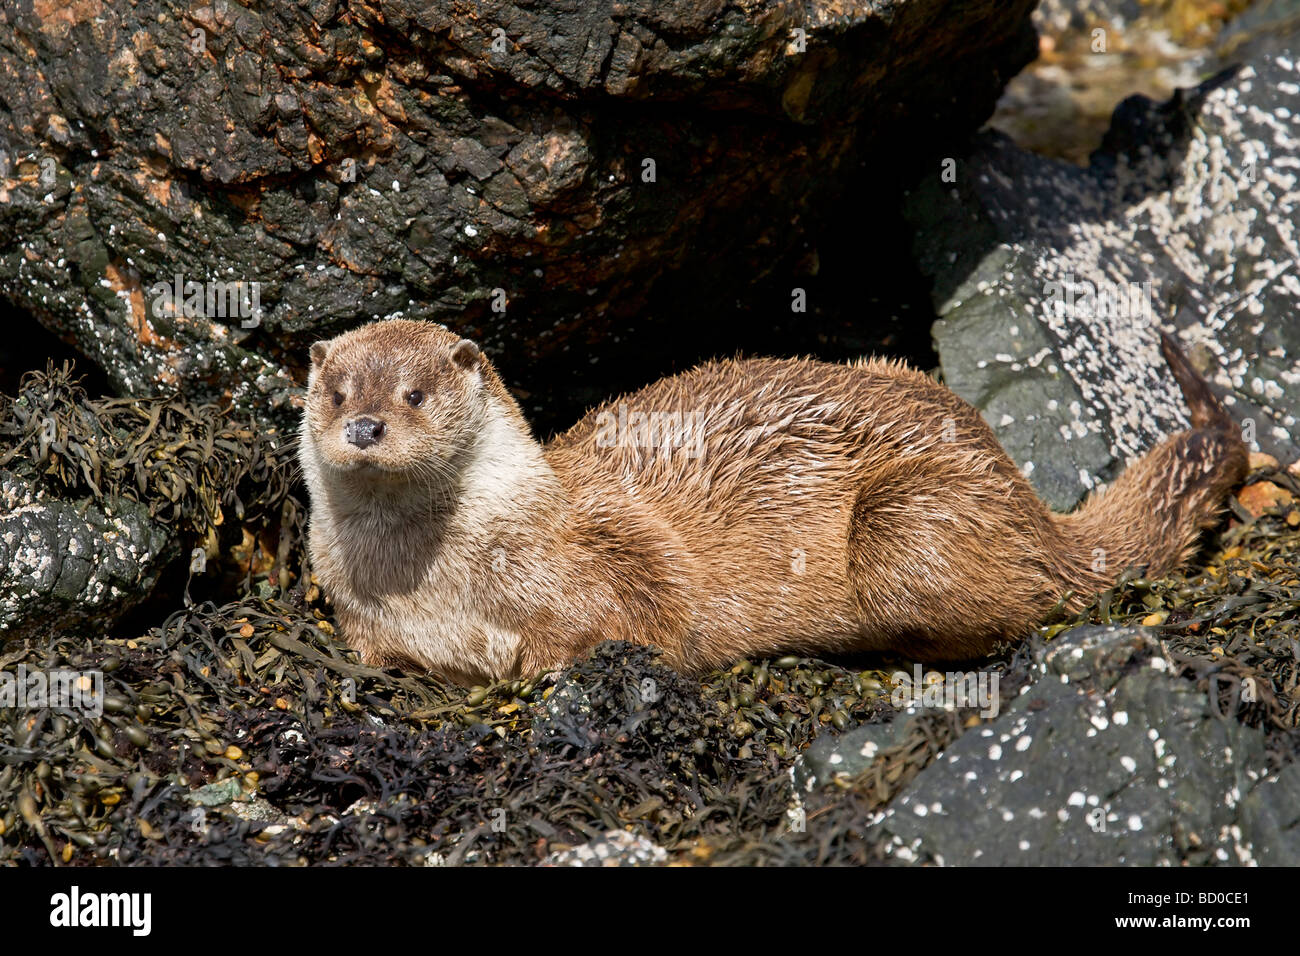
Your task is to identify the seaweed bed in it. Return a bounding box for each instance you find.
[1,367,1298,865]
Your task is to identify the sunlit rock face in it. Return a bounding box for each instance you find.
[909,48,1300,510]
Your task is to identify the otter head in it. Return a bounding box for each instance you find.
[303,320,487,489]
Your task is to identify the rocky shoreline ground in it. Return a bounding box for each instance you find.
[1,367,1297,866]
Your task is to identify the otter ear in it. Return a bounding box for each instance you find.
[310,339,332,368]
[450,338,482,371]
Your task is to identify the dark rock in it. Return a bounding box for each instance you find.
[872,625,1300,865]
[908,47,1300,510]
[0,0,1036,431]
[793,718,916,795]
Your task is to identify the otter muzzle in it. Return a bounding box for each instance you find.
[345,417,386,449]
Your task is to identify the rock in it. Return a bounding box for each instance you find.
[185,778,247,808]
[871,625,1300,865]
[0,472,176,641]
[908,46,1300,510]
[0,0,1037,433]
[1237,481,1294,518]
[795,660,1004,793]
[540,829,667,867]
[793,718,916,794]
[1249,451,1280,471]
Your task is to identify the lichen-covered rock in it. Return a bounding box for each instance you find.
[908,47,1300,510]
[872,625,1300,865]
[0,0,1036,430]
[0,472,175,640]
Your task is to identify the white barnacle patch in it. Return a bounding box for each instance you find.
[937,54,1300,489]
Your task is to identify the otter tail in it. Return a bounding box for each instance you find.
[1051,333,1248,598]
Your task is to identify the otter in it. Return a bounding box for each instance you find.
[298,320,1246,685]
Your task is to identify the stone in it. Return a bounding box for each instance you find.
[0,472,176,641]
[0,0,1037,433]
[793,718,917,794]
[540,829,668,867]
[871,625,1300,865]
[908,47,1300,510]
[1237,481,1294,518]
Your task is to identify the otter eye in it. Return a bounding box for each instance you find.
[332,391,344,406]
[407,389,425,408]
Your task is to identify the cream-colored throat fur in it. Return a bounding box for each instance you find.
[353,397,561,681]
[455,397,559,515]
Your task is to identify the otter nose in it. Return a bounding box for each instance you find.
[345,417,386,449]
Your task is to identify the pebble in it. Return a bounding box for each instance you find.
[1237,481,1294,518]
[541,830,668,867]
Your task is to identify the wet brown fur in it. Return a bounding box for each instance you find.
[299,320,1247,684]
